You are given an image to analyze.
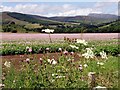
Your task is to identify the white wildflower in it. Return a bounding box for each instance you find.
[100,51,108,59]
[51,59,57,65]
[93,86,107,89]
[58,48,62,51]
[69,45,79,49]
[13,80,16,83]
[39,58,43,61]
[56,76,65,78]
[51,79,55,82]
[26,46,29,50]
[48,59,57,65]
[57,70,61,72]
[47,59,52,64]
[82,48,94,59]
[0,84,5,87]
[97,62,104,65]
[83,64,88,68]
[52,74,55,76]
[76,39,87,46]
[46,48,50,51]
[70,52,74,55]
[4,61,11,68]
[52,73,57,76]
[42,29,54,33]
[67,58,71,61]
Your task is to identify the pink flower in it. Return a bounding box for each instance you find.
[28,47,32,52]
[39,58,43,64]
[26,58,30,63]
[79,65,83,72]
[63,50,68,55]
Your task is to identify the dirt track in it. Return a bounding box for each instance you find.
[1,33,119,41]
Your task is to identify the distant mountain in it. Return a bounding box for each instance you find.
[2,11,118,25]
[50,14,118,24]
[88,13,118,19]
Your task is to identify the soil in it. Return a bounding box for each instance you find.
[1,52,80,68]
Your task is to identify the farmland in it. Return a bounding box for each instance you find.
[0,33,119,89]
[1,33,118,41]
[1,2,120,89]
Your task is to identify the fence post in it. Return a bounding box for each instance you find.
[88,72,96,89]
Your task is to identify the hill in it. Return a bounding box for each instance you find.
[50,13,118,24]
[1,12,28,25]
[1,11,119,33]
[88,13,117,19]
[2,12,62,25]
[2,12,118,25]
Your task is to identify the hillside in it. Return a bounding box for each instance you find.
[88,13,117,19]
[5,12,62,25]
[1,11,119,33]
[50,13,118,24]
[1,12,29,25]
[2,12,118,25]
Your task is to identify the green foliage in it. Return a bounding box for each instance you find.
[2,24,26,33]
[1,40,119,56]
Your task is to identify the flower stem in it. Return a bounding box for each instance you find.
[49,33,52,43]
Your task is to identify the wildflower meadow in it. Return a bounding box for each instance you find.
[1,30,119,89]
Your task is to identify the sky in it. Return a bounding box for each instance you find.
[0,0,119,17]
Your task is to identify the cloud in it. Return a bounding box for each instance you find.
[47,8,102,17]
[2,4,49,15]
[1,2,116,17]
[94,2,111,8]
[106,0,119,2]
[1,0,120,2]
[1,0,33,2]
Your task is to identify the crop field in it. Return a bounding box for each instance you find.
[1,33,118,41]
[0,33,119,89]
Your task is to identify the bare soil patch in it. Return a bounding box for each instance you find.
[1,52,80,69]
